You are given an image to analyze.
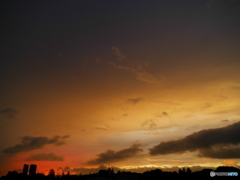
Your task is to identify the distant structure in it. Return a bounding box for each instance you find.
[23,164,29,175]
[29,164,37,176]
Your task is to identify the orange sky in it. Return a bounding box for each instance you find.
[1,0,240,176]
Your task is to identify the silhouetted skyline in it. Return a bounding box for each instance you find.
[1,165,239,179]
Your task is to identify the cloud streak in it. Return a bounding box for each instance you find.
[3,135,69,155]
[87,144,142,165]
[149,122,240,158]
[109,61,164,84]
[25,152,64,161]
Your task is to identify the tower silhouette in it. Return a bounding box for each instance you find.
[29,164,37,176]
[23,164,29,175]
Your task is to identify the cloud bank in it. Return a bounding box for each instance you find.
[149,122,240,158]
[3,135,69,155]
[25,152,64,161]
[87,144,142,165]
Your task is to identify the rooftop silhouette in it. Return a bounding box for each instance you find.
[1,165,239,179]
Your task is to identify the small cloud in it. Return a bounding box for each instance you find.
[0,108,18,118]
[87,144,142,165]
[111,118,120,121]
[122,113,128,117]
[96,127,108,131]
[142,119,157,130]
[127,97,144,105]
[3,135,70,155]
[135,72,165,84]
[25,152,64,161]
[95,124,109,131]
[221,119,229,123]
[155,111,169,118]
[162,112,168,116]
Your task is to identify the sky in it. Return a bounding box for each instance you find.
[1,0,240,176]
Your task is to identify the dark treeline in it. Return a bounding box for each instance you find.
[1,166,239,179]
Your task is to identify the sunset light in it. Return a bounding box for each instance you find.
[1,0,240,178]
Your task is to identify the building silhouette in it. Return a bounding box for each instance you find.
[22,164,29,175]
[29,164,37,176]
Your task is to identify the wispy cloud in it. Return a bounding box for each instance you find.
[95,124,109,131]
[142,119,157,130]
[25,152,64,161]
[87,144,142,165]
[111,46,126,61]
[135,72,164,84]
[3,135,70,155]
[96,127,108,131]
[101,47,165,84]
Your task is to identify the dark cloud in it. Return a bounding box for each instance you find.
[221,119,229,123]
[149,122,240,158]
[25,152,64,161]
[3,135,69,155]
[162,112,168,116]
[96,127,108,131]
[87,144,142,165]
[155,111,169,118]
[0,108,18,118]
[198,145,240,159]
[122,113,128,117]
[127,98,144,104]
[95,124,109,131]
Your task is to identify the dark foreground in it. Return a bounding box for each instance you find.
[1,166,239,179]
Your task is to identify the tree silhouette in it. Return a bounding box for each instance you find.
[187,167,192,174]
[48,169,55,178]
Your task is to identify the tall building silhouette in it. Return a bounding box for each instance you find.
[23,164,29,175]
[29,164,37,176]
